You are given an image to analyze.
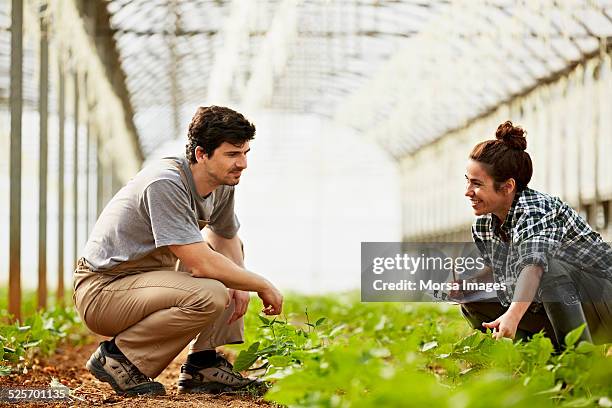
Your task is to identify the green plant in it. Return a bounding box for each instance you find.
[0,293,90,376]
[232,293,611,407]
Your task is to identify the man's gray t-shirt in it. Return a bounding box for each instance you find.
[83,157,240,272]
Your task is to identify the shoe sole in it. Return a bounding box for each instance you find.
[178,380,258,395]
[86,354,165,397]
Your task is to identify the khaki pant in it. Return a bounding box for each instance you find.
[72,255,244,379]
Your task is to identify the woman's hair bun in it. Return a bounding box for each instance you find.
[495,121,527,151]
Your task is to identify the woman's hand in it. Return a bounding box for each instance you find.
[482,311,520,340]
[482,265,542,340]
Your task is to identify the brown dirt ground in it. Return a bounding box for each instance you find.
[0,336,277,407]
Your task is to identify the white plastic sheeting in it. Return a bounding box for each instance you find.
[104,0,448,153]
[103,0,612,163]
[337,0,612,159]
[400,51,612,240]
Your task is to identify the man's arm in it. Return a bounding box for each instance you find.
[168,240,283,315]
[204,228,244,267]
[203,229,251,323]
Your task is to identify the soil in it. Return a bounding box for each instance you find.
[0,337,276,407]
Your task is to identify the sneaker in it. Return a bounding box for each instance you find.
[86,341,166,396]
[177,353,261,394]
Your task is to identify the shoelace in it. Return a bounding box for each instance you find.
[119,358,151,385]
[213,356,248,380]
[216,356,233,370]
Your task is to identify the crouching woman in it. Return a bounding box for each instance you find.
[462,121,612,348]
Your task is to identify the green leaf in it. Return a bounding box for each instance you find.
[574,341,595,354]
[293,333,307,348]
[564,324,586,348]
[268,355,293,367]
[0,365,12,376]
[233,342,260,372]
[30,314,44,337]
[256,344,280,356]
[315,317,327,326]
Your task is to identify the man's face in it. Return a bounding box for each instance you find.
[464,159,508,217]
[200,141,250,186]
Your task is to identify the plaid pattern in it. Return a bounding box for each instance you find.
[472,187,612,306]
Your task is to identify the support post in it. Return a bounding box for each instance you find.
[73,71,79,271]
[38,5,49,310]
[57,62,66,305]
[9,0,24,321]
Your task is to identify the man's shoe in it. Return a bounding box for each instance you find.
[177,353,260,394]
[86,341,166,396]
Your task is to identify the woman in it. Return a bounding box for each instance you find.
[462,121,612,348]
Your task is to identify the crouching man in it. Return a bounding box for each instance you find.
[73,106,283,396]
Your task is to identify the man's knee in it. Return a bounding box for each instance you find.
[183,279,229,317]
[207,280,231,314]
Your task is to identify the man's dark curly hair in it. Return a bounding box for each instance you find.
[185,106,256,163]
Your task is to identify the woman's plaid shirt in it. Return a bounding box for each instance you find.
[471,187,612,306]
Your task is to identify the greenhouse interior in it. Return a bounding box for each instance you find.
[0,0,611,406]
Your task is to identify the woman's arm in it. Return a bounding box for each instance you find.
[482,264,543,339]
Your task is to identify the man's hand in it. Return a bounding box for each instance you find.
[482,311,520,340]
[258,282,283,315]
[169,239,284,314]
[227,289,250,325]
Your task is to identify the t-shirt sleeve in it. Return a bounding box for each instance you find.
[143,179,204,247]
[209,187,240,239]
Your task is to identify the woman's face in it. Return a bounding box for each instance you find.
[464,160,509,217]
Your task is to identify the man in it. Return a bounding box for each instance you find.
[73,106,283,396]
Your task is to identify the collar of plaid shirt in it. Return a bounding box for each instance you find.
[490,192,522,242]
